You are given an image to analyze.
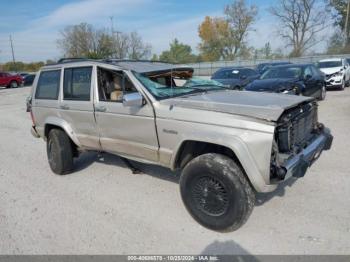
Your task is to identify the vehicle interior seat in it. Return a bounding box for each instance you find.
[110,76,123,101]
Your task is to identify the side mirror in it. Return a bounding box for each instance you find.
[240,75,247,80]
[122,92,143,107]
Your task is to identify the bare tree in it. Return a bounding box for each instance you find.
[113,32,130,59]
[270,0,330,57]
[57,23,114,58]
[128,32,152,60]
[223,0,258,60]
[58,23,152,60]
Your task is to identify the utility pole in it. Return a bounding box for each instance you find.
[345,0,350,46]
[9,35,17,72]
[109,16,114,37]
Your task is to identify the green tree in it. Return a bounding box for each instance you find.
[159,39,198,63]
[2,61,45,72]
[198,16,229,61]
[329,1,348,33]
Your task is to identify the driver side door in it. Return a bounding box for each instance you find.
[303,66,319,97]
[94,66,159,162]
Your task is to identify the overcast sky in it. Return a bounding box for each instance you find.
[0,0,330,63]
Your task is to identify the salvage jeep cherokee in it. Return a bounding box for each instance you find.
[27,59,333,231]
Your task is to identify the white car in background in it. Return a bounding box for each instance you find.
[317,58,350,90]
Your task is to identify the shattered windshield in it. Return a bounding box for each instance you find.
[134,71,227,100]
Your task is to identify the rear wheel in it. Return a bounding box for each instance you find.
[47,129,74,175]
[180,153,255,232]
[319,85,326,100]
[9,81,18,88]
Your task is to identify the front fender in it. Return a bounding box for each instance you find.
[170,127,277,193]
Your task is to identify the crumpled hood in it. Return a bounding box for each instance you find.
[160,90,313,122]
[245,78,298,92]
[319,67,343,75]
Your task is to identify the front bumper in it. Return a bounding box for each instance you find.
[281,127,333,180]
[326,77,343,88]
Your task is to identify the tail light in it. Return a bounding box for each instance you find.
[26,96,35,125]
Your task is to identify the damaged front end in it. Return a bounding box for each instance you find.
[270,101,333,183]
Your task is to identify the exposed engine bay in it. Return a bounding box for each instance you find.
[270,100,323,182]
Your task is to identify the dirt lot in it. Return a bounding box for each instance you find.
[0,87,349,255]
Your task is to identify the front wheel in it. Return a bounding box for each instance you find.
[180,153,255,232]
[340,79,345,90]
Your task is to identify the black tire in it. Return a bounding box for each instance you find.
[47,129,74,175]
[318,85,326,101]
[340,79,345,90]
[180,153,255,232]
[9,81,18,88]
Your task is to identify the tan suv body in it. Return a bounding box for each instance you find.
[28,59,333,231]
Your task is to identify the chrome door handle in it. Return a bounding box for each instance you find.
[60,104,69,110]
[95,106,106,112]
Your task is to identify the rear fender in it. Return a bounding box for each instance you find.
[43,116,81,147]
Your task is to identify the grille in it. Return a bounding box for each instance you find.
[277,102,318,153]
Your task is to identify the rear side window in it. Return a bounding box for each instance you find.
[63,67,92,101]
[35,70,61,100]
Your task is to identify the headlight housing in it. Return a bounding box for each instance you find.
[332,71,343,78]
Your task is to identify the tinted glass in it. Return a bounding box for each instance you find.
[35,70,61,100]
[303,66,313,78]
[213,69,239,79]
[64,67,92,101]
[261,66,302,79]
[241,69,256,76]
[318,61,342,68]
[311,66,320,76]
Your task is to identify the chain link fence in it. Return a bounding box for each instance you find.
[185,54,350,76]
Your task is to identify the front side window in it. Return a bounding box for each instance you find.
[303,66,313,78]
[97,67,137,102]
[35,70,61,100]
[63,67,92,101]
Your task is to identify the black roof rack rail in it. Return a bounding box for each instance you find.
[52,58,182,66]
[56,58,93,63]
[102,59,178,64]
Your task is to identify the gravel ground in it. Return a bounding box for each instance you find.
[0,87,349,255]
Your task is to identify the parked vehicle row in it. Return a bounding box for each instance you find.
[0,71,36,88]
[245,64,326,100]
[211,57,350,101]
[0,72,23,88]
[316,58,350,90]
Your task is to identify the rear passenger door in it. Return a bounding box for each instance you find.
[32,69,61,136]
[59,66,100,149]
